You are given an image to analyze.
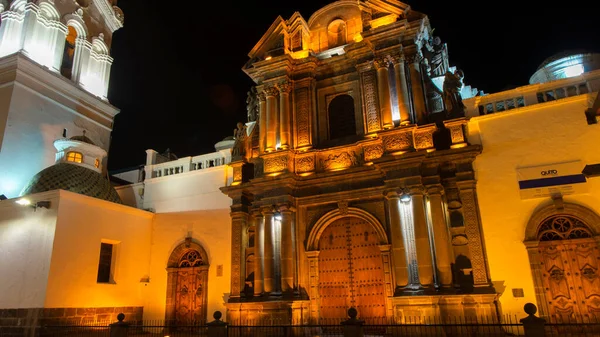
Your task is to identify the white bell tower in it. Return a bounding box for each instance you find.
[0,0,124,198]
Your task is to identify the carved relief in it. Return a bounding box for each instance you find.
[295,88,311,147]
[452,235,468,246]
[233,166,242,182]
[231,217,243,296]
[449,125,465,144]
[264,155,288,173]
[338,200,348,215]
[263,86,279,97]
[321,151,359,171]
[277,81,292,94]
[459,188,488,285]
[382,132,412,152]
[361,70,380,133]
[295,155,315,174]
[364,144,384,162]
[414,128,435,151]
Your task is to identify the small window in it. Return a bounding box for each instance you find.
[66,151,83,163]
[94,158,100,168]
[97,242,115,283]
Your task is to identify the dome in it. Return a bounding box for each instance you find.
[69,135,96,145]
[530,50,600,84]
[21,163,122,204]
[536,49,590,71]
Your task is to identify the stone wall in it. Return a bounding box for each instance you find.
[0,306,143,328]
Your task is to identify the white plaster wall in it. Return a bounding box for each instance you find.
[142,167,233,213]
[143,209,232,322]
[467,93,600,315]
[115,182,144,209]
[0,82,111,198]
[44,191,153,308]
[0,191,59,308]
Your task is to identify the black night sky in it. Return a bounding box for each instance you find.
[106,0,599,171]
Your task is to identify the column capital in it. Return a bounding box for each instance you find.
[263,86,279,97]
[250,208,264,218]
[384,189,400,200]
[456,180,477,191]
[407,185,426,196]
[405,52,423,64]
[426,184,444,196]
[276,81,292,94]
[373,57,390,70]
[257,91,266,101]
[277,203,296,213]
[389,53,405,65]
[261,205,276,215]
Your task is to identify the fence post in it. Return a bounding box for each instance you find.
[109,313,129,337]
[341,308,364,337]
[520,303,546,337]
[207,311,228,337]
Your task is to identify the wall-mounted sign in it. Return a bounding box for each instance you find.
[517,161,587,199]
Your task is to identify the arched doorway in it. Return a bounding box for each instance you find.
[525,203,600,321]
[316,216,387,322]
[165,240,209,325]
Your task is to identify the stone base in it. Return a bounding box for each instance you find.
[0,306,143,327]
[391,294,499,323]
[225,300,310,325]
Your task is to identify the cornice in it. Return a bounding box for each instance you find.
[92,0,123,33]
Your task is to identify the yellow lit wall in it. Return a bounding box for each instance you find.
[143,210,232,321]
[44,190,153,308]
[467,93,600,315]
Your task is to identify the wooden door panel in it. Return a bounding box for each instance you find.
[175,268,207,325]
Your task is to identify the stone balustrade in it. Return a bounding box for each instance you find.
[148,152,230,179]
[464,69,600,117]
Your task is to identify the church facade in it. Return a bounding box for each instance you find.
[0,0,599,332]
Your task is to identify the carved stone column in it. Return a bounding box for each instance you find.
[265,87,279,152]
[258,92,267,153]
[427,185,454,287]
[262,206,276,293]
[391,54,412,125]
[385,191,409,289]
[230,211,248,298]
[279,204,295,292]
[278,82,292,150]
[457,180,491,287]
[374,58,394,129]
[408,54,427,125]
[252,209,264,295]
[306,251,320,322]
[411,186,434,287]
[357,62,381,134]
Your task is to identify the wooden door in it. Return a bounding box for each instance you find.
[317,217,387,322]
[174,267,208,325]
[539,238,600,321]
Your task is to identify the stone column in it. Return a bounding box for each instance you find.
[278,82,292,150]
[374,58,394,129]
[408,54,427,125]
[385,191,409,289]
[457,180,491,287]
[427,185,454,287]
[279,204,295,292]
[411,186,434,287]
[391,54,412,125]
[265,87,279,152]
[262,206,275,293]
[258,92,267,153]
[230,212,247,298]
[252,210,264,296]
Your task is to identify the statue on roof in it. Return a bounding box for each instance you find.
[246,86,259,122]
[232,122,248,159]
[423,36,448,77]
[443,69,467,118]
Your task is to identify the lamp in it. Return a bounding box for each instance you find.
[400,194,411,203]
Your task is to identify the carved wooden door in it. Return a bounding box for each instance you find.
[318,217,386,322]
[539,238,600,321]
[175,267,208,325]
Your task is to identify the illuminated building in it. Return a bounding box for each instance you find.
[0,0,599,330]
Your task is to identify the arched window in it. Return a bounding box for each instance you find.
[328,94,356,139]
[61,26,77,79]
[66,151,83,163]
[178,250,203,267]
[536,215,593,241]
[327,19,347,49]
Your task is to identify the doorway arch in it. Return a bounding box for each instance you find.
[165,240,209,325]
[524,203,600,321]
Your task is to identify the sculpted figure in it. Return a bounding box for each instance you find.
[232,122,247,158]
[443,69,466,117]
[428,36,446,77]
[245,86,258,122]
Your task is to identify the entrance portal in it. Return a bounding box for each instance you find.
[317,217,387,322]
[166,241,209,325]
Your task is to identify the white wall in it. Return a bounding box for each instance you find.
[467,92,600,315]
[0,191,59,308]
[44,190,154,308]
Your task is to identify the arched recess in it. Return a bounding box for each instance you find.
[165,239,210,325]
[327,19,347,48]
[328,94,356,140]
[306,207,391,322]
[524,202,600,321]
[9,0,27,13]
[62,14,88,82]
[38,1,60,21]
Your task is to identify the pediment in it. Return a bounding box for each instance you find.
[247,16,289,61]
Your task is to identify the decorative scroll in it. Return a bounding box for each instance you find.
[459,188,488,285]
[382,132,412,152]
[295,155,315,174]
[361,70,381,133]
[321,151,359,171]
[295,88,311,147]
[264,155,288,173]
[364,144,384,161]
